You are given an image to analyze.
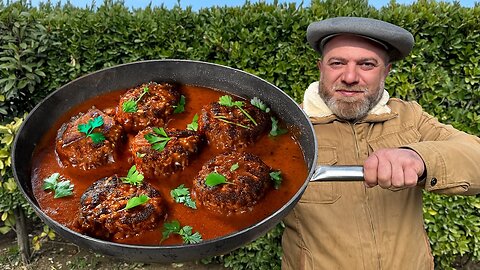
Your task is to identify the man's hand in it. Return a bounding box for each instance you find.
[363,148,425,189]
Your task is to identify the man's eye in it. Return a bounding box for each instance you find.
[329,61,343,66]
[360,62,376,69]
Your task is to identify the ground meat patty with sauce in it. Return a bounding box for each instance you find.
[198,99,270,151]
[77,175,166,241]
[193,152,272,214]
[115,82,181,133]
[55,107,123,170]
[132,127,203,178]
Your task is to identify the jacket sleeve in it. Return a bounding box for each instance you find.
[405,102,480,195]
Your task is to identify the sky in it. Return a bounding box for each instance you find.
[29,0,477,10]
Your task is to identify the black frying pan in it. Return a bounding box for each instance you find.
[12,59,363,262]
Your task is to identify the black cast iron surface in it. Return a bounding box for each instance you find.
[12,59,318,263]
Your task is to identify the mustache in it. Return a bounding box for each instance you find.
[332,84,369,92]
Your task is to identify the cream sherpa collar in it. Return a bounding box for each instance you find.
[302,81,391,118]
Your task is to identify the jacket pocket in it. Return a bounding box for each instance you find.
[300,146,341,204]
[367,126,421,151]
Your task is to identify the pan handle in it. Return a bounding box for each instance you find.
[310,165,364,182]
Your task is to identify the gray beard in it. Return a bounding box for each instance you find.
[318,80,384,122]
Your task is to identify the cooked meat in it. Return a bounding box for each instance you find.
[132,127,203,178]
[193,152,272,214]
[77,175,166,241]
[198,98,270,151]
[55,107,123,170]
[115,82,181,133]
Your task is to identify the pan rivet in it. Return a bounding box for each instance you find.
[430,178,437,186]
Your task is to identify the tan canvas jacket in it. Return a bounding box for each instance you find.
[281,82,480,270]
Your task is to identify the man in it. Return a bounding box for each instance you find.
[281,17,480,270]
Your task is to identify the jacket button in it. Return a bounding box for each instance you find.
[430,178,437,186]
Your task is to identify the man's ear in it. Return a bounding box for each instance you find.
[316,59,322,70]
[384,63,392,80]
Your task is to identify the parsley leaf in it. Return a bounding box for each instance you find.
[144,127,171,151]
[250,97,270,113]
[121,165,144,186]
[180,226,203,244]
[171,184,196,209]
[77,116,105,144]
[173,95,186,114]
[42,173,74,198]
[270,170,283,189]
[161,220,203,244]
[122,86,149,113]
[230,163,239,171]
[218,95,257,126]
[205,172,232,187]
[186,114,199,131]
[124,194,149,210]
[269,117,288,137]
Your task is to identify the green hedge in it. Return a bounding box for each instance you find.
[1,0,479,269]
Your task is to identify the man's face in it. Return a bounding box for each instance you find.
[318,35,391,121]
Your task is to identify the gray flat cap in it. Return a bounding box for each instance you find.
[307,17,414,62]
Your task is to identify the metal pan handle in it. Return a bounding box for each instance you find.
[310,165,364,182]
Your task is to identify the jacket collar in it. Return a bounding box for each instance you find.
[303,81,397,124]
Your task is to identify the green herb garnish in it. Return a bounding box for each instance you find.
[77,116,105,144]
[42,173,74,198]
[122,86,149,113]
[121,165,144,186]
[270,170,283,189]
[230,163,239,172]
[269,117,288,137]
[171,184,196,209]
[144,127,171,151]
[218,95,257,126]
[205,172,232,187]
[173,95,186,114]
[250,97,270,113]
[161,220,203,244]
[186,114,199,131]
[124,194,149,210]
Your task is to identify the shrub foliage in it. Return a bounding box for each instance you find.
[1,0,479,269]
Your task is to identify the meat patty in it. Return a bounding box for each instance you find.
[77,175,166,241]
[132,127,203,178]
[193,152,272,214]
[115,82,181,133]
[198,98,270,151]
[55,107,123,170]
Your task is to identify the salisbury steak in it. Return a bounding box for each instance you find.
[198,97,270,151]
[77,175,166,241]
[132,127,203,178]
[115,82,181,133]
[55,107,123,170]
[193,152,272,214]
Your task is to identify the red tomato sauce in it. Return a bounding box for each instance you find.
[31,85,308,245]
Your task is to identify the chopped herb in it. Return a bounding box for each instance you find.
[218,95,257,126]
[205,172,232,187]
[250,97,270,113]
[121,165,144,186]
[122,86,149,113]
[171,184,196,209]
[173,95,186,114]
[214,116,249,129]
[161,220,203,244]
[144,127,171,151]
[77,116,105,144]
[230,163,239,171]
[42,173,74,198]
[186,114,199,131]
[270,170,283,189]
[124,194,149,210]
[136,152,146,158]
[269,117,288,137]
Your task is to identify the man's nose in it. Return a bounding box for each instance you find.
[341,64,359,85]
